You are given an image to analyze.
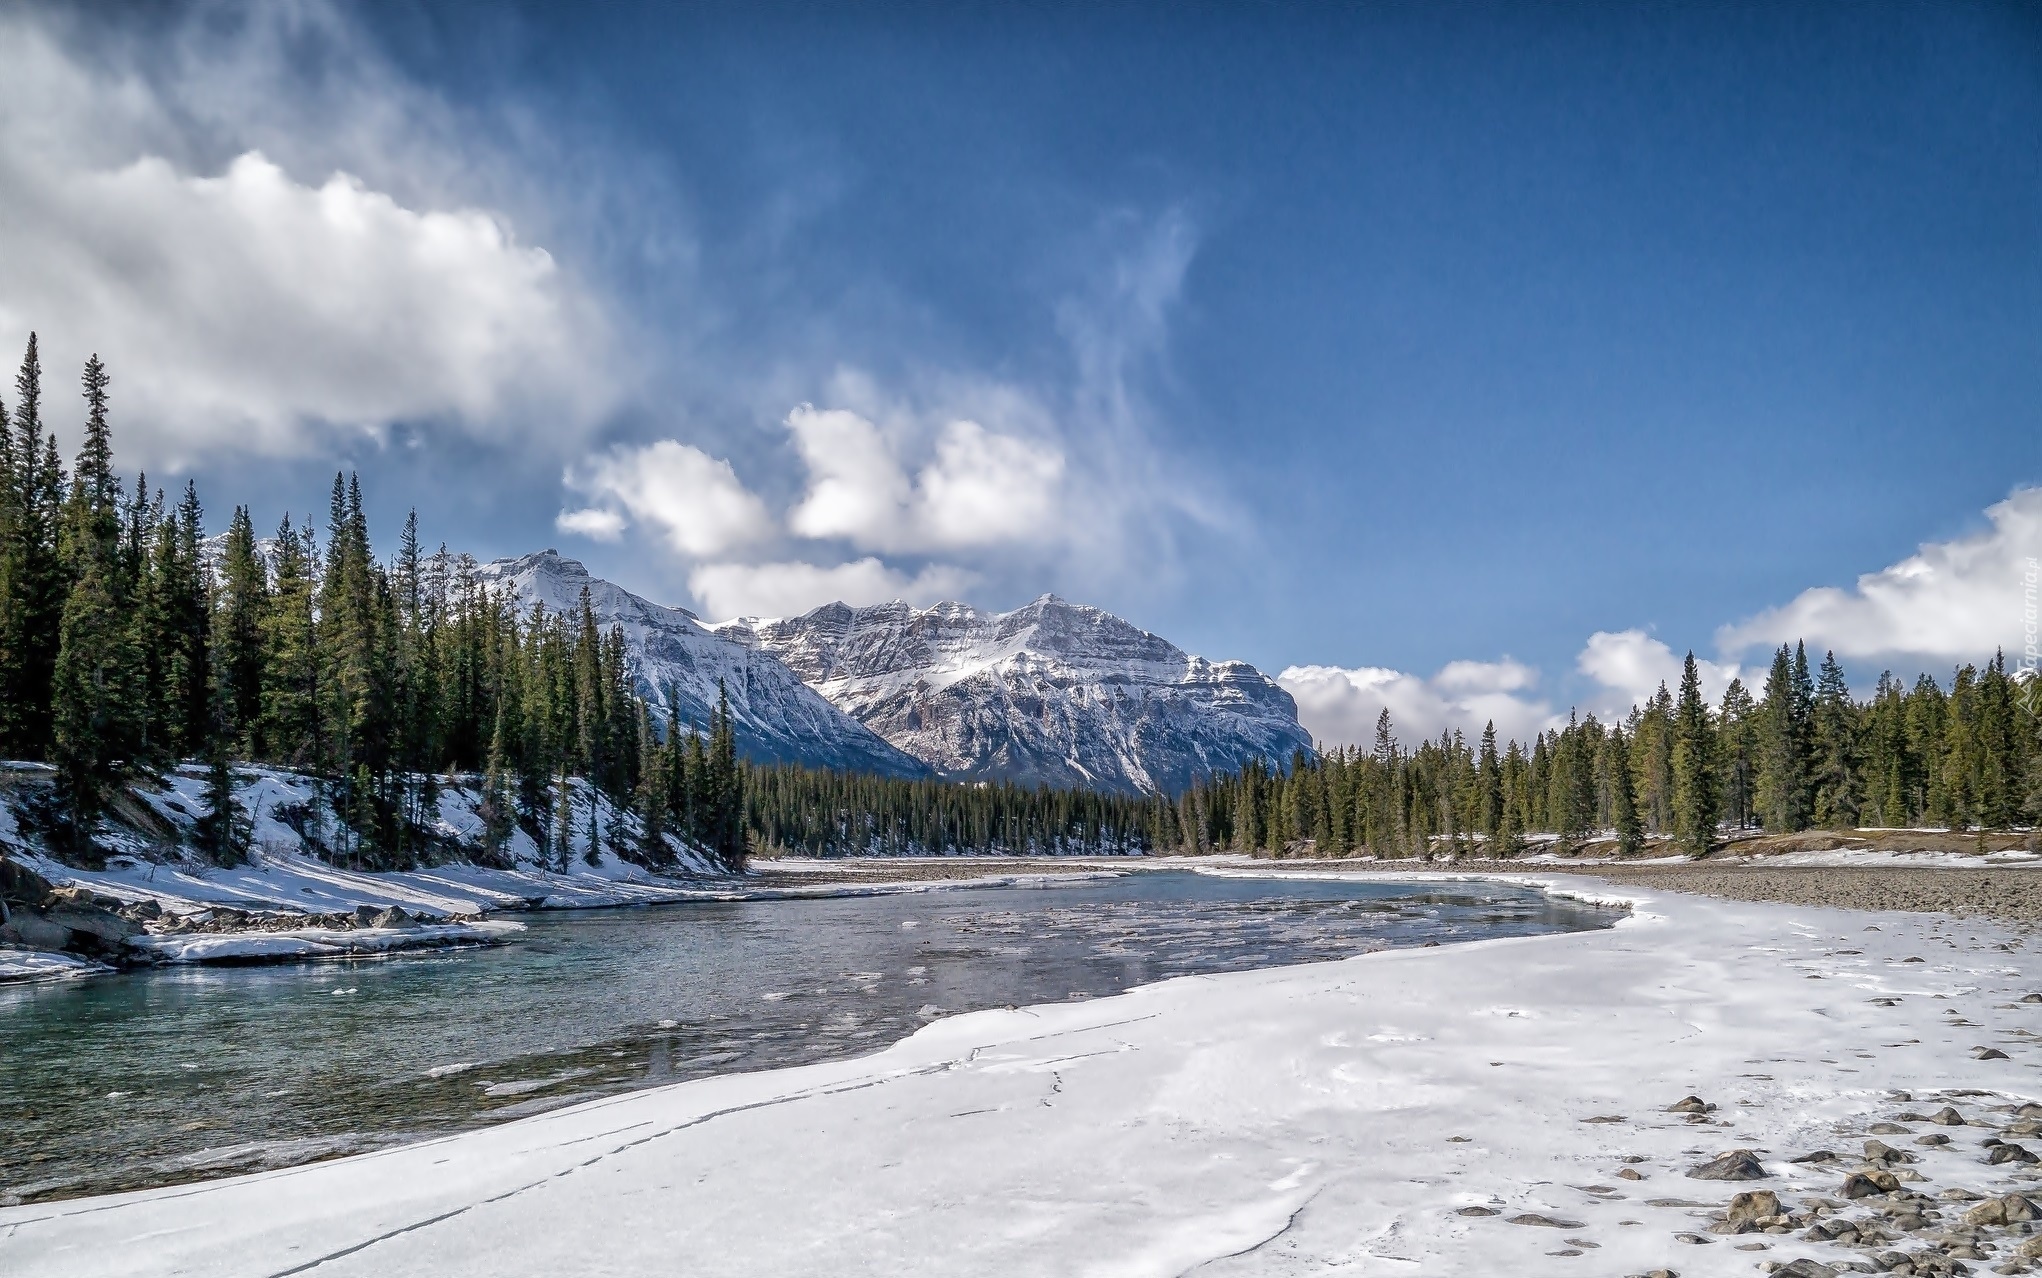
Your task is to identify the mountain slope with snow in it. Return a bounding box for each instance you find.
[476,552,927,777]
[714,596,1313,793]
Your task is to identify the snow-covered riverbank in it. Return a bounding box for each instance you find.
[8,871,2041,1276]
[0,849,1134,981]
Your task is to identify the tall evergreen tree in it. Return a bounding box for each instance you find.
[1607,727,1643,855]
[1810,649,1862,829]
[1671,652,1719,855]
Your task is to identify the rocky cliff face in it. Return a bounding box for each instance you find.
[476,552,928,777]
[714,595,1313,794]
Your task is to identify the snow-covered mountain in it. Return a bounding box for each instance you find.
[713,595,1314,794]
[475,552,928,778]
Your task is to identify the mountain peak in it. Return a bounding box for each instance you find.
[736,593,1310,793]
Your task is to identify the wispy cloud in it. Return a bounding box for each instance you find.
[557,209,1230,621]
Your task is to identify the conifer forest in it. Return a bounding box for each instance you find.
[0,335,2034,869]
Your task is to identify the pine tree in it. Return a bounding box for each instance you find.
[49,553,139,847]
[1671,652,1719,855]
[0,334,67,758]
[215,507,268,756]
[1608,727,1643,855]
[1476,720,1502,842]
[1755,645,1813,831]
[1810,650,1862,829]
[1716,676,1758,831]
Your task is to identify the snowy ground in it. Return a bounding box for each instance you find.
[0,948,105,983]
[8,871,2042,1277]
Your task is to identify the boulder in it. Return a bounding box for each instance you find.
[1688,1150,1768,1181]
[1668,1096,1715,1114]
[1931,1107,1968,1126]
[0,908,74,951]
[1963,1194,2041,1227]
[0,856,57,911]
[1728,1190,1782,1224]
[1865,1139,1920,1165]
[1840,1169,1902,1197]
[367,906,415,930]
[34,904,142,959]
[1986,1143,2038,1166]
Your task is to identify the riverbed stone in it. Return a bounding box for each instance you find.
[1934,1108,1970,1126]
[1689,1149,1768,1181]
[1844,1170,1905,1197]
[1668,1095,1714,1114]
[1967,1196,2042,1227]
[1870,1140,1924,1164]
[1768,1259,1839,1277]
[1508,1213,1585,1228]
[1733,1191,1784,1223]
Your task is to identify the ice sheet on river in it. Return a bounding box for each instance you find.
[9,872,2042,1276]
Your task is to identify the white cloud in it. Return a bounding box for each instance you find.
[784,406,1066,554]
[1577,630,1741,710]
[563,441,774,558]
[1279,661,1557,750]
[1719,487,2042,663]
[688,559,977,622]
[0,6,619,465]
[554,507,625,541]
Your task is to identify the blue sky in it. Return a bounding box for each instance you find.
[1,1,2037,744]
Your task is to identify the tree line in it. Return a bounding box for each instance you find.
[0,336,748,870]
[744,763,1155,856]
[1158,645,2040,858]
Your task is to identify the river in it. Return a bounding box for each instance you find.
[0,869,1618,1204]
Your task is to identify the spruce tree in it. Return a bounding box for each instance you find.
[1716,677,1758,831]
[49,554,139,847]
[1609,728,1643,855]
[1811,650,1862,829]
[2,334,66,758]
[1671,652,1719,855]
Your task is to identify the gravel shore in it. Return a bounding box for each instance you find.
[1565,863,2042,924]
[749,854,2042,923]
